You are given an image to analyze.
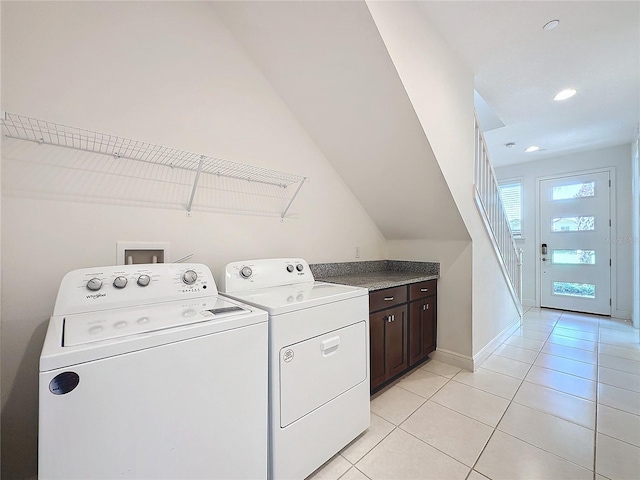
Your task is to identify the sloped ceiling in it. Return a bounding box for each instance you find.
[213,1,469,241]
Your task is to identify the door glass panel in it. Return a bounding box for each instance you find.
[552,181,595,200]
[553,281,595,298]
[551,216,595,232]
[552,249,596,265]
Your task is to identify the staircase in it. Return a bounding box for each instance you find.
[473,115,523,314]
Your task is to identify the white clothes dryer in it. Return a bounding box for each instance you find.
[39,263,268,479]
[220,258,370,480]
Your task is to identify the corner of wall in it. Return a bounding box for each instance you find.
[387,239,473,361]
[632,134,639,328]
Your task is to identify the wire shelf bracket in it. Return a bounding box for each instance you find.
[1,111,307,219]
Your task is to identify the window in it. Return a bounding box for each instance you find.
[499,180,522,237]
[553,281,596,299]
[551,216,595,232]
[552,249,596,265]
[552,181,595,200]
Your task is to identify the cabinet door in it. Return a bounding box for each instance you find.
[369,311,387,390]
[423,296,436,355]
[408,301,424,366]
[385,305,408,378]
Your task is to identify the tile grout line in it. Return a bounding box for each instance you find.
[476,311,600,475]
[512,312,600,430]
[468,311,549,478]
[376,370,513,478]
[363,371,458,474]
[507,312,597,474]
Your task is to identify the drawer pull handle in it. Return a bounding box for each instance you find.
[384,296,394,301]
[420,288,429,292]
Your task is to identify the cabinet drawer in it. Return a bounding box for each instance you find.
[409,280,437,301]
[369,286,407,312]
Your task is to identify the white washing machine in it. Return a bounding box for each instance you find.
[39,263,268,480]
[220,258,370,480]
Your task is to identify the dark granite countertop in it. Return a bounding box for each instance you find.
[310,260,439,292]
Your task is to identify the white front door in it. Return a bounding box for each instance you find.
[539,171,611,315]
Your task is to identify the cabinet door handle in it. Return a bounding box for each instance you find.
[423,304,426,311]
[392,314,395,322]
[384,296,394,301]
[386,315,392,323]
[420,288,429,292]
[426,304,429,310]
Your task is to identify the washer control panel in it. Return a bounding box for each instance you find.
[53,263,216,316]
[63,296,249,347]
[222,258,313,293]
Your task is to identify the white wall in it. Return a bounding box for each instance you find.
[496,144,634,319]
[0,2,386,477]
[387,240,472,358]
[367,1,520,367]
[213,0,469,243]
[632,136,639,328]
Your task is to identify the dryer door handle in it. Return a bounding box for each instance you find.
[320,336,340,356]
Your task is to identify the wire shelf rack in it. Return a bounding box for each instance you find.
[1,112,307,217]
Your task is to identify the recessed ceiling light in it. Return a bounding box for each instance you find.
[525,146,540,153]
[554,88,577,101]
[543,19,560,31]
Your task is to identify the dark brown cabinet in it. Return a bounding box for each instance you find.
[369,279,437,393]
[408,284,437,366]
[369,305,407,390]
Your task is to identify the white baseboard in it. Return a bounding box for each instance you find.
[522,298,536,307]
[472,318,521,370]
[431,349,474,372]
[613,309,632,321]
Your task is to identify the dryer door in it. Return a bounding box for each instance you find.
[279,321,367,427]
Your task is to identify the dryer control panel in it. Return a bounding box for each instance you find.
[53,263,217,316]
[222,258,313,293]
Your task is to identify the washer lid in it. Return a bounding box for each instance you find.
[63,296,250,347]
[223,281,367,315]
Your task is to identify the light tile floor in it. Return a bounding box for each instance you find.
[308,308,640,480]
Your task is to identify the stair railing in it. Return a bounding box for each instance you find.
[473,114,523,314]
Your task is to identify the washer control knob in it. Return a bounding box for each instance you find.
[240,266,253,279]
[86,278,103,291]
[137,275,151,287]
[286,265,295,273]
[296,264,304,272]
[113,276,128,289]
[182,270,198,285]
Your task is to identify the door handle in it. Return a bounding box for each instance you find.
[384,296,394,301]
[321,336,340,355]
